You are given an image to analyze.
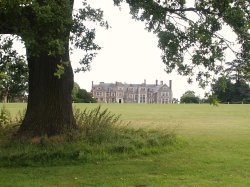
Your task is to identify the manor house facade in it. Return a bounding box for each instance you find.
[91,80,173,104]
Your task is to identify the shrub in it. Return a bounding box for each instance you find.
[14,109,26,125]
[0,105,12,128]
[74,105,125,143]
[0,106,26,143]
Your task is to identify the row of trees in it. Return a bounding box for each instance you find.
[180,91,200,104]
[2,33,248,106]
[180,78,250,104]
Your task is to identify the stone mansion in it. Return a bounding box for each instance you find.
[91,80,173,104]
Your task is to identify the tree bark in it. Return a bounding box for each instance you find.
[17,45,77,136]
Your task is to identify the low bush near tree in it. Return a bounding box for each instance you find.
[0,105,12,128]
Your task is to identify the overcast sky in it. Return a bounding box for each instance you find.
[72,0,216,99]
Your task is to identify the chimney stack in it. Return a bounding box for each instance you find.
[160,81,163,85]
[169,80,172,90]
[156,79,158,86]
[92,81,94,88]
[144,79,146,85]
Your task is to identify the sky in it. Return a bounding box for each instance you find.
[71,0,213,100]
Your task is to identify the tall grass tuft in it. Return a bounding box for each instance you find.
[0,105,12,128]
[0,105,181,167]
[74,105,125,143]
[0,106,25,142]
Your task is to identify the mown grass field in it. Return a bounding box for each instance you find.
[1,103,250,186]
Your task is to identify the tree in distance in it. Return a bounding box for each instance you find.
[0,0,249,136]
[212,76,250,104]
[71,82,80,102]
[0,36,28,103]
[180,90,200,104]
[72,82,96,103]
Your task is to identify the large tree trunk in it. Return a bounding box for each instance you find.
[18,46,77,136]
[0,0,77,136]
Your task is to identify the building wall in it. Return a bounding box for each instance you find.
[91,81,173,104]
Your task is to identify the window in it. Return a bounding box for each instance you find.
[161,92,167,97]
[96,92,102,96]
[161,98,169,104]
[149,99,154,104]
[140,87,145,91]
[148,93,153,97]
[135,95,138,101]
[161,92,169,97]
[140,95,146,103]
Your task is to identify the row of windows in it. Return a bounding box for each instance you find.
[94,92,170,98]
[94,92,123,97]
[97,98,170,104]
[161,99,170,104]
[105,92,116,97]
[94,87,170,92]
[161,92,169,97]
[95,92,102,96]
[97,98,116,103]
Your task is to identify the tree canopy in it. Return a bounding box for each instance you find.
[1,1,249,82]
[212,76,250,103]
[114,0,250,87]
[0,36,28,102]
[180,90,200,103]
[72,82,96,103]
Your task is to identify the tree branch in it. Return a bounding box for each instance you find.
[165,7,220,16]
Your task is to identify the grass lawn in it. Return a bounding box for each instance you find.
[1,103,250,186]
